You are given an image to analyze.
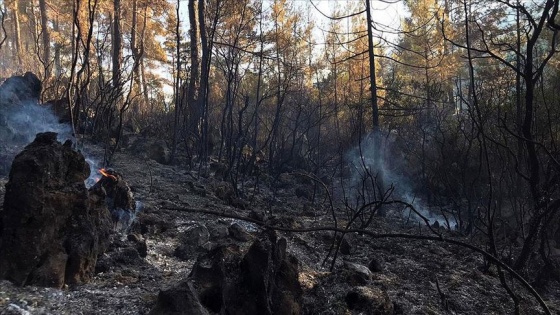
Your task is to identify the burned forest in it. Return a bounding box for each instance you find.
[1,0,560,314]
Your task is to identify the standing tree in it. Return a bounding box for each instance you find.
[112,0,122,94]
[440,0,560,284]
[187,0,201,145]
[38,0,51,78]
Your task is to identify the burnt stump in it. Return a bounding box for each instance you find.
[0,132,112,288]
[151,230,302,315]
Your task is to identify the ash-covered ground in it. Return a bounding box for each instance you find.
[0,139,559,315]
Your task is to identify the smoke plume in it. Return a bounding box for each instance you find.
[0,74,71,174]
[0,73,100,186]
[345,131,456,229]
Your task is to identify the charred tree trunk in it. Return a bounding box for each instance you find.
[198,0,211,163]
[140,7,149,106]
[187,0,201,142]
[365,0,384,203]
[53,14,61,76]
[0,4,7,53]
[512,0,560,273]
[38,0,51,78]
[131,0,139,100]
[12,0,23,68]
[130,0,145,113]
[170,0,183,164]
[112,0,122,95]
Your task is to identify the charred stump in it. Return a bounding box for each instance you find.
[90,168,136,231]
[0,132,112,288]
[151,230,302,315]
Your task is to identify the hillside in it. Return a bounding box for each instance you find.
[1,140,558,315]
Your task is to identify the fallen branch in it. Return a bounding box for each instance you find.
[161,205,552,315]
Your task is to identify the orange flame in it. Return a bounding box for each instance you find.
[99,168,118,181]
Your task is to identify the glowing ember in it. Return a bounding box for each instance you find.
[99,168,118,181]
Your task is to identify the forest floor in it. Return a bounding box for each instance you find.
[0,139,559,315]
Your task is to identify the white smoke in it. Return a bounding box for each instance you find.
[84,157,102,188]
[7,103,72,142]
[345,131,457,229]
[0,101,101,187]
[401,192,457,229]
[0,102,71,173]
[113,201,143,235]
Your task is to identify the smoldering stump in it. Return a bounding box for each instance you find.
[0,132,113,288]
[90,168,137,231]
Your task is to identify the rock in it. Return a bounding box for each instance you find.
[230,197,248,210]
[345,286,393,315]
[213,182,247,209]
[95,241,147,274]
[207,224,229,240]
[344,261,373,285]
[129,138,170,164]
[0,132,112,287]
[320,232,353,255]
[339,236,352,255]
[174,224,211,260]
[228,223,253,242]
[149,280,209,315]
[150,141,170,164]
[138,212,173,235]
[111,247,143,266]
[2,303,32,315]
[248,210,265,222]
[119,132,137,149]
[214,181,234,201]
[187,181,207,197]
[209,161,228,179]
[368,257,384,273]
[127,234,148,258]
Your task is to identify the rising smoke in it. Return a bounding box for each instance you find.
[0,73,99,186]
[345,131,456,229]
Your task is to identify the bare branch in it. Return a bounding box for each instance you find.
[310,1,365,20]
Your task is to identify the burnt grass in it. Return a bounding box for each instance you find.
[1,140,559,315]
